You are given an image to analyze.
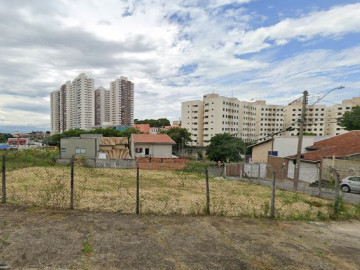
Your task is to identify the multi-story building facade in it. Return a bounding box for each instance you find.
[283,102,327,136]
[181,100,204,146]
[51,74,134,134]
[51,74,95,133]
[253,102,284,140]
[110,77,134,126]
[50,90,60,134]
[325,97,360,136]
[71,73,95,130]
[182,93,240,146]
[95,86,110,126]
[181,93,360,147]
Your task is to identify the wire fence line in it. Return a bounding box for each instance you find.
[1,152,359,220]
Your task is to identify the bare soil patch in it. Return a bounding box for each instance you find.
[0,205,359,269]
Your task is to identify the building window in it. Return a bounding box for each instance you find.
[145,148,150,155]
[75,148,86,154]
[135,148,143,153]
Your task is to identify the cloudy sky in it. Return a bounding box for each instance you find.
[1,0,360,132]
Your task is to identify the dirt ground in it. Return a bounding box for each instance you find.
[0,205,359,270]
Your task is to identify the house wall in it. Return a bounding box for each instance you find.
[134,143,173,158]
[252,136,329,163]
[80,134,103,151]
[273,136,322,156]
[60,138,97,159]
[252,141,271,163]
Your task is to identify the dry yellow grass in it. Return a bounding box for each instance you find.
[4,166,359,220]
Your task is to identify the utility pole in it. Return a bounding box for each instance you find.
[293,90,308,191]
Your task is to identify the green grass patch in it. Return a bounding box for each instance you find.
[3,165,360,221]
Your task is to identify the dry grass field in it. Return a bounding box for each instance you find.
[4,166,360,220]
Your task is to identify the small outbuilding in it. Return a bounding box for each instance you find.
[130,134,175,158]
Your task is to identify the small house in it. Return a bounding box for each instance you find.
[130,134,175,158]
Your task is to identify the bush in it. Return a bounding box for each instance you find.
[181,161,207,174]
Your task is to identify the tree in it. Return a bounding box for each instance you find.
[134,118,170,127]
[0,133,13,143]
[47,127,142,146]
[206,133,246,162]
[338,106,360,130]
[162,127,191,152]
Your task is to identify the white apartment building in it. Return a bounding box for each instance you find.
[182,93,240,147]
[51,74,134,134]
[283,102,327,136]
[95,86,110,126]
[50,90,60,134]
[50,73,94,134]
[181,93,360,147]
[181,100,204,146]
[72,73,95,130]
[238,100,284,142]
[110,77,134,126]
[325,97,360,136]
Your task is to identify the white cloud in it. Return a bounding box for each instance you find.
[237,3,360,54]
[0,1,359,130]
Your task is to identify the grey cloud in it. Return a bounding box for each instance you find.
[97,20,112,26]
[0,3,161,100]
[2,102,50,114]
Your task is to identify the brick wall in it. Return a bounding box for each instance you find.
[136,157,189,170]
[266,156,288,180]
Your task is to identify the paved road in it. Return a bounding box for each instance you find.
[227,177,360,203]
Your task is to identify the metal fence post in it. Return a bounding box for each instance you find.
[2,154,6,204]
[205,168,210,215]
[267,165,276,219]
[317,163,322,197]
[333,169,340,216]
[257,163,261,184]
[281,163,285,189]
[136,166,140,214]
[70,159,74,209]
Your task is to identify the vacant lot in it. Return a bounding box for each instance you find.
[0,205,359,269]
[4,166,360,220]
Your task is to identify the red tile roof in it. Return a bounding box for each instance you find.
[132,134,175,144]
[288,131,360,161]
[131,124,150,133]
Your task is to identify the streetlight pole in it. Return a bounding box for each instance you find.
[293,90,308,191]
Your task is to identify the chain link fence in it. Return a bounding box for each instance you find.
[137,163,207,215]
[1,151,359,220]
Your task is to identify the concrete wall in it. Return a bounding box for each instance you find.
[56,157,136,168]
[287,161,319,183]
[60,138,97,159]
[322,158,360,181]
[244,163,267,178]
[95,159,135,169]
